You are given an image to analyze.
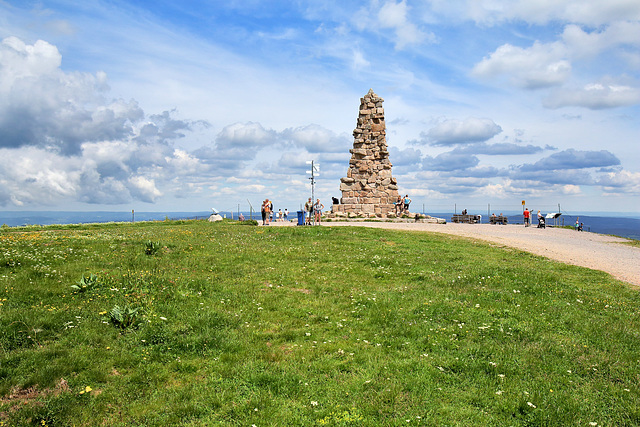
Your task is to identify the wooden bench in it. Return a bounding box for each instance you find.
[451,214,480,224]
[489,216,508,225]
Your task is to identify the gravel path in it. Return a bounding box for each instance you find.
[329,222,640,287]
[266,221,640,287]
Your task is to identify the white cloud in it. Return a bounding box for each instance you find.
[598,170,640,194]
[356,0,435,50]
[544,81,640,109]
[0,36,143,154]
[215,122,277,149]
[281,124,349,153]
[472,41,571,89]
[562,22,640,59]
[430,0,640,26]
[0,36,61,81]
[128,176,162,203]
[424,118,502,146]
[0,147,79,206]
[352,49,370,69]
[165,149,204,175]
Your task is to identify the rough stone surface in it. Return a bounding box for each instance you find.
[332,89,399,217]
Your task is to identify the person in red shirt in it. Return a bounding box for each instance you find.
[523,208,530,227]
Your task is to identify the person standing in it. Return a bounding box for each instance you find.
[403,194,412,213]
[305,197,313,225]
[314,198,324,224]
[265,199,272,225]
[284,209,289,221]
[261,200,267,225]
[523,208,530,227]
[394,195,403,215]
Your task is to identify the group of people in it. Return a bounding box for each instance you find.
[304,197,324,225]
[523,208,545,228]
[394,194,412,215]
[260,199,289,225]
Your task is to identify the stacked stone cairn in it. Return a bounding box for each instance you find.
[331,89,400,218]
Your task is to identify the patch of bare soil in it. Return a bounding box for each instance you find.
[0,378,70,420]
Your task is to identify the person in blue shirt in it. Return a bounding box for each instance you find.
[403,195,411,213]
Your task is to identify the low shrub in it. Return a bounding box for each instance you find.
[70,274,100,293]
[145,240,162,255]
[107,305,142,330]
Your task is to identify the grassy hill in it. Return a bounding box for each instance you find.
[1,220,639,426]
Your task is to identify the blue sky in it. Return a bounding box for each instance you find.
[1,0,639,215]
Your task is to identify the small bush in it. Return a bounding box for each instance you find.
[107,305,141,330]
[70,274,100,293]
[237,219,258,226]
[145,240,162,255]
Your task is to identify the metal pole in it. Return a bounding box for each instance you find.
[309,160,316,225]
[247,199,254,220]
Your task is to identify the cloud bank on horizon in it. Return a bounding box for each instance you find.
[0,0,638,214]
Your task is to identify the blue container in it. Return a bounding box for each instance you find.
[297,210,305,226]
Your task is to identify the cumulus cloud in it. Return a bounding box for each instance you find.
[561,22,640,59]
[472,41,571,89]
[447,165,504,178]
[377,0,434,49]
[520,149,620,171]
[512,169,596,185]
[128,176,163,203]
[354,0,435,50]
[194,122,278,173]
[471,21,640,110]
[0,36,219,207]
[426,176,490,195]
[422,118,502,146]
[0,36,146,155]
[281,124,349,153]
[454,142,545,155]
[544,81,640,109]
[597,170,640,194]
[389,146,423,166]
[422,151,479,171]
[215,122,277,150]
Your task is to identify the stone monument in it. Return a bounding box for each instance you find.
[332,89,399,217]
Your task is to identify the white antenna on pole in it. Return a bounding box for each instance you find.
[306,160,319,225]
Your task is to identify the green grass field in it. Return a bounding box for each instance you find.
[1,220,639,426]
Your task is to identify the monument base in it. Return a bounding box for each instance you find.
[331,203,398,218]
